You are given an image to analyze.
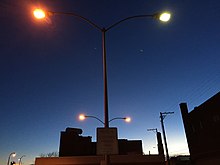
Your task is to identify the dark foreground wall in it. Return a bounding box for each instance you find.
[35,155,165,165]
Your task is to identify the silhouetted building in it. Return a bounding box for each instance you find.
[37,127,166,165]
[180,92,220,165]
[118,139,142,155]
[59,127,146,156]
[59,127,96,156]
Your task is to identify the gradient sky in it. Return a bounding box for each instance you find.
[1,0,220,164]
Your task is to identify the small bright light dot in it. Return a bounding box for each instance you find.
[33,8,46,19]
[125,117,131,123]
[12,153,16,157]
[159,12,171,22]
[79,114,86,121]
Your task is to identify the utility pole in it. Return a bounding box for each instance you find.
[147,128,158,154]
[160,112,174,165]
[147,128,158,133]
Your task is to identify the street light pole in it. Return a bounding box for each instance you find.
[102,29,109,128]
[33,8,171,165]
[18,155,26,165]
[33,9,171,130]
[7,152,16,165]
[160,112,174,165]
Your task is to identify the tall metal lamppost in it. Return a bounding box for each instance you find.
[7,152,16,165]
[18,155,26,165]
[33,8,171,129]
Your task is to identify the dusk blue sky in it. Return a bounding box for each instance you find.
[1,0,220,164]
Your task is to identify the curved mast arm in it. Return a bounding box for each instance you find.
[48,12,156,33]
[48,11,103,31]
[109,117,126,123]
[85,115,105,125]
[106,14,156,31]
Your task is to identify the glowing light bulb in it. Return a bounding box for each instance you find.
[79,114,86,121]
[33,8,46,19]
[125,117,131,123]
[159,12,171,22]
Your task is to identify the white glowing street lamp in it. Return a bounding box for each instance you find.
[159,12,171,22]
[18,155,26,165]
[32,8,171,129]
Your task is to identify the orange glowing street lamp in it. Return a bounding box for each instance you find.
[33,8,46,19]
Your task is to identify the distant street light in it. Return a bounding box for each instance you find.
[32,7,171,129]
[18,155,26,165]
[7,152,16,165]
[79,114,131,125]
[160,112,174,165]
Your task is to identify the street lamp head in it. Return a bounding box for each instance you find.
[158,12,171,22]
[33,8,46,19]
[12,152,16,157]
[124,117,131,123]
[7,152,16,165]
[79,114,86,121]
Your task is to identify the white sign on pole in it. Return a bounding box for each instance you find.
[96,127,119,155]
